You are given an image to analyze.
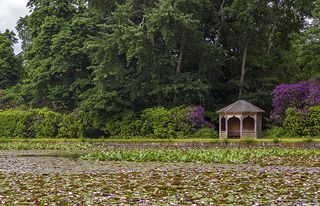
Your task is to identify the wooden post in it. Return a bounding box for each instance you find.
[240,115,243,138]
[226,116,229,139]
[219,116,221,138]
[254,113,257,138]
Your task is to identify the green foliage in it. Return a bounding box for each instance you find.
[263,126,288,138]
[1,0,318,135]
[191,128,218,139]
[0,30,21,89]
[102,106,215,139]
[81,148,320,163]
[140,106,193,138]
[103,106,195,138]
[104,113,143,138]
[0,142,94,150]
[283,108,307,137]
[283,106,320,137]
[58,111,85,138]
[293,0,320,79]
[0,109,34,137]
[0,108,64,138]
[32,108,61,137]
[17,1,97,110]
[0,108,87,138]
[305,105,320,136]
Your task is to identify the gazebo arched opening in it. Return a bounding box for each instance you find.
[221,117,226,132]
[228,116,240,138]
[243,116,254,131]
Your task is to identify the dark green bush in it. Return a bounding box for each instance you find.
[0,109,33,137]
[140,106,194,138]
[263,126,288,138]
[32,108,62,137]
[283,108,306,137]
[191,128,218,139]
[0,108,62,138]
[0,106,215,138]
[58,111,85,138]
[103,106,214,139]
[104,113,143,138]
[304,106,320,136]
[283,106,320,137]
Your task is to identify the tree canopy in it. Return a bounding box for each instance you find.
[0,0,319,127]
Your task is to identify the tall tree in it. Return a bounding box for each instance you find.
[294,0,320,79]
[18,0,98,110]
[0,30,21,89]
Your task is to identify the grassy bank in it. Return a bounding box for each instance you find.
[80,148,320,164]
[0,138,320,151]
[0,137,320,143]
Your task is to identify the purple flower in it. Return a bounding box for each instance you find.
[186,106,214,128]
[271,80,320,123]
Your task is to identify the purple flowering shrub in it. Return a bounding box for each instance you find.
[136,106,214,138]
[186,106,214,128]
[271,80,320,123]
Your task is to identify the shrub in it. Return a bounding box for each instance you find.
[191,128,218,139]
[0,108,62,138]
[140,106,193,138]
[104,106,214,139]
[283,108,307,137]
[263,126,288,138]
[0,109,33,137]
[32,108,62,137]
[58,111,85,138]
[271,80,320,123]
[0,106,214,139]
[282,106,320,137]
[104,113,143,138]
[186,106,214,128]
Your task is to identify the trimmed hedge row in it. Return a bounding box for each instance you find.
[0,108,84,138]
[0,106,217,138]
[104,106,217,138]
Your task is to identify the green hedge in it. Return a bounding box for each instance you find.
[103,106,216,139]
[0,108,84,138]
[283,106,320,137]
[0,106,216,138]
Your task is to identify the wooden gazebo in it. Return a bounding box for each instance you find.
[217,100,265,139]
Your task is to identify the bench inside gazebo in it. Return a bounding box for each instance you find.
[217,100,265,139]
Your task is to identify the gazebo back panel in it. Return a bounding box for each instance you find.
[228,117,240,138]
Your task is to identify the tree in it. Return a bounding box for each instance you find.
[0,30,21,89]
[294,0,320,79]
[18,0,98,110]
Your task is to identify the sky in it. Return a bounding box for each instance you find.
[0,0,29,54]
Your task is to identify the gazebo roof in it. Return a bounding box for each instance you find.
[217,100,265,114]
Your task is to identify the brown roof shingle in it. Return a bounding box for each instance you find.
[217,100,265,113]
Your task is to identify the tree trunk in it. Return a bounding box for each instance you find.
[176,44,184,74]
[239,41,248,99]
[217,0,226,43]
[267,21,278,54]
[173,44,185,105]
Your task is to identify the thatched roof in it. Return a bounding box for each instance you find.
[217,100,265,114]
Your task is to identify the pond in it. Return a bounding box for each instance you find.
[0,148,320,205]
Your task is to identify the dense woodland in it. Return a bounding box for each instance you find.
[0,0,320,137]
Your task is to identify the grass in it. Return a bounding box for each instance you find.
[0,142,97,150]
[0,137,320,144]
[0,137,319,151]
[80,148,320,164]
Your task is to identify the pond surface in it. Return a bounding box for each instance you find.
[1,150,320,205]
